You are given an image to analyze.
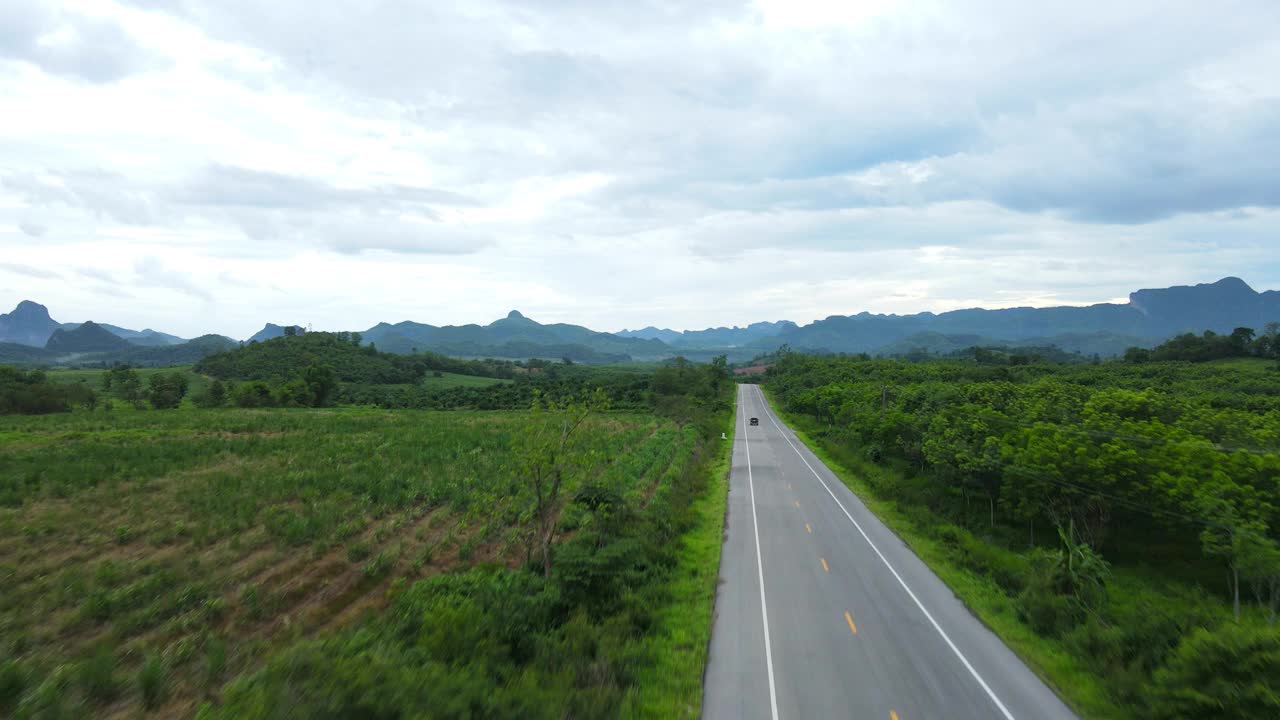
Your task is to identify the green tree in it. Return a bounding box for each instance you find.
[517,389,608,575]
[105,366,145,409]
[194,379,227,408]
[1198,491,1261,619]
[147,372,189,409]
[302,364,337,407]
[1150,624,1280,720]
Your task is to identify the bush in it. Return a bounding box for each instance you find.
[192,380,226,408]
[147,372,189,409]
[1149,623,1280,719]
[203,637,226,688]
[0,658,28,712]
[137,653,169,709]
[77,646,120,702]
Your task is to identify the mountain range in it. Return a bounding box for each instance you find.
[0,301,238,367]
[2,277,1277,366]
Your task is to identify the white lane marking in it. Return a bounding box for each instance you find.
[742,386,781,720]
[753,386,1016,720]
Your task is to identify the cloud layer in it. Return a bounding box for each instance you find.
[1,0,1278,337]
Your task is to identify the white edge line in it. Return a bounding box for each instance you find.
[754,386,1016,720]
[743,386,781,720]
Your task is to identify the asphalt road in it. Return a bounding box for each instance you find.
[703,384,1078,720]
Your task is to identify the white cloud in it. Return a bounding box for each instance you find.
[0,0,1277,338]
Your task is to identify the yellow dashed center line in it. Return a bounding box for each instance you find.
[845,611,857,634]
[821,558,829,572]
[805,523,812,534]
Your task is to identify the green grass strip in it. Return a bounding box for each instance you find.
[621,405,735,719]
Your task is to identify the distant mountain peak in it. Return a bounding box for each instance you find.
[506,310,525,320]
[14,300,51,315]
[0,299,62,347]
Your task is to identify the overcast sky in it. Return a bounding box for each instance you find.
[2,0,1278,338]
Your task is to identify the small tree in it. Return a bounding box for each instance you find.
[148,372,188,409]
[283,325,298,338]
[194,379,227,408]
[517,388,608,575]
[1198,492,1259,619]
[302,364,337,407]
[106,366,145,409]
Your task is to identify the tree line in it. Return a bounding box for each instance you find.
[1126,323,1280,363]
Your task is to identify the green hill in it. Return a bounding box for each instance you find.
[193,332,516,384]
[44,321,132,353]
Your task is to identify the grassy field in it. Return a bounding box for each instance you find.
[0,407,695,717]
[420,371,511,388]
[43,366,211,401]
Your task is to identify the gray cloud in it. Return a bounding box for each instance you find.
[3,170,156,225]
[133,256,211,301]
[77,267,118,284]
[0,3,165,82]
[173,164,477,211]
[18,222,46,237]
[0,262,61,280]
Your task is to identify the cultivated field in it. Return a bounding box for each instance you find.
[0,408,695,717]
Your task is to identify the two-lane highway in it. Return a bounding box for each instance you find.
[703,384,1077,720]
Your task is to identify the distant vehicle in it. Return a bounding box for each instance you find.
[750,417,759,426]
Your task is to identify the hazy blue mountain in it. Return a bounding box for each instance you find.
[0,301,62,347]
[362,310,670,361]
[101,325,186,346]
[618,320,798,347]
[44,321,133,353]
[1129,276,1280,336]
[2,300,189,348]
[754,277,1280,356]
[615,326,684,343]
[249,323,306,342]
[876,331,1152,358]
[114,334,239,365]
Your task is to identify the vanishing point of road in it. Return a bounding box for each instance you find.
[703,384,1078,720]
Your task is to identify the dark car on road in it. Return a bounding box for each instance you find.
[750,417,759,426]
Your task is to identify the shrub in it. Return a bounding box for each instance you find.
[77,646,120,702]
[204,637,226,688]
[1149,623,1280,719]
[137,653,168,709]
[347,542,371,563]
[1017,527,1110,637]
[363,551,394,579]
[0,658,28,712]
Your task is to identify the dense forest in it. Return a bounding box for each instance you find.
[765,350,1280,716]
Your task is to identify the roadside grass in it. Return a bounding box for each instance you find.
[622,394,735,719]
[762,386,1127,720]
